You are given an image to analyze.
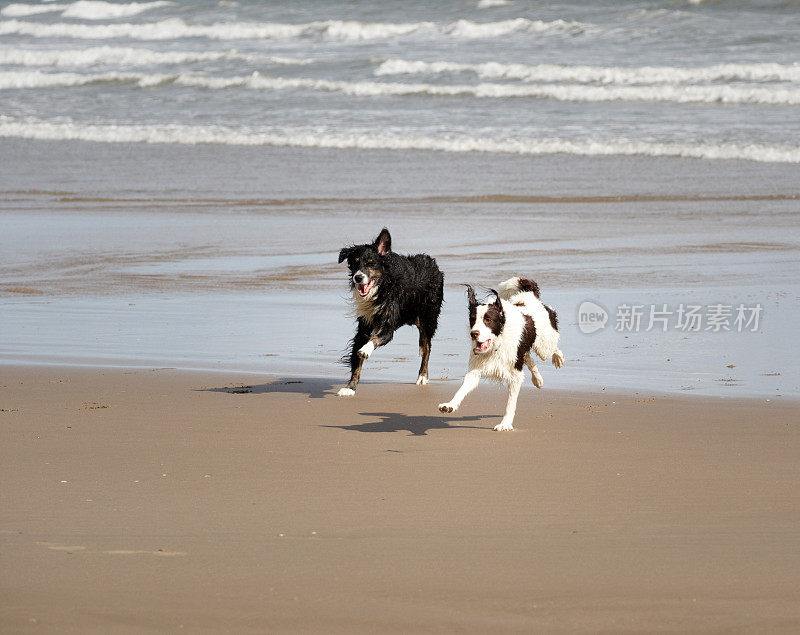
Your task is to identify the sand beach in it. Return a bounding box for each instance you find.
[2,366,800,633]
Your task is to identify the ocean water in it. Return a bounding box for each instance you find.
[1,0,799,399]
[1,0,800,161]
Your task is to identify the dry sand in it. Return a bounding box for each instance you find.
[1,366,799,633]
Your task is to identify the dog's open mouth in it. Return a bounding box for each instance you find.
[357,279,375,296]
[474,338,492,353]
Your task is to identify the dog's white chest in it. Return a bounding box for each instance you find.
[352,292,379,324]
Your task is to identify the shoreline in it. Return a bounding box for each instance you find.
[0,360,793,405]
[2,364,799,633]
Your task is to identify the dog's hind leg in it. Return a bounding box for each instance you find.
[416,319,432,385]
[524,352,544,389]
[337,321,370,397]
[494,371,523,431]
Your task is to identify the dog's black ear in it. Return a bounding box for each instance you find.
[488,289,503,313]
[373,228,391,255]
[338,246,354,264]
[464,284,477,307]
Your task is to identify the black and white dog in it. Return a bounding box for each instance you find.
[337,228,444,396]
[438,277,564,431]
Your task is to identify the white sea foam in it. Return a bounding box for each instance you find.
[1,1,172,19]
[0,17,592,41]
[1,118,797,163]
[0,70,174,89]
[62,1,175,20]
[375,58,800,85]
[0,46,314,67]
[4,70,800,105]
[477,0,513,7]
[0,3,67,17]
[444,17,588,38]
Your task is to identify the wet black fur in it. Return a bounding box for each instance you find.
[338,228,444,392]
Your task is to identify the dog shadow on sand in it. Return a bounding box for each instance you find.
[197,377,337,400]
[323,411,492,436]
[199,379,496,435]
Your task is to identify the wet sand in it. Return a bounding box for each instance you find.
[2,143,799,397]
[2,365,799,633]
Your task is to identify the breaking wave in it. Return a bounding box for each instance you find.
[0,46,314,68]
[1,3,66,17]
[374,58,800,85]
[1,118,798,163]
[1,1,173,20]
[0,17,592,41]
[4,70,800,105]
[477,0,514,7]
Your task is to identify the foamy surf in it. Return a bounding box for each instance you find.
[1,1,173,19]
[0,70,175,89]
[4,70,800,106]
[477,0,514,7]
[2,118,798,163]
[0,17,592,41]
[1,0,798,169]
[375,59,800,85]
[1,3,67,17]
[0,46,315,68]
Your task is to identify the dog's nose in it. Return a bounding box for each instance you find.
[354,272,366,283]
[470,330,480,340]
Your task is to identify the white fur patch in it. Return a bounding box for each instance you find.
[358,340,375,359]
[531,366,543,388]
[351,288,379,325]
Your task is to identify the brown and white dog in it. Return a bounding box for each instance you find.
[438,277,564,431]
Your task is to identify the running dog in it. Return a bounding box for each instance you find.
[438,277,564,430]
[337,228,444,396]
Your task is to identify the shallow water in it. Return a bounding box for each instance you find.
[1,142,798,398]
[1,285,795,398]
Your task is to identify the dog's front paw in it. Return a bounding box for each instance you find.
[337,387,355,397]
[358,341,375,360]
[531,368,543,389]
[493,420,514,431]
[438,402,456,413]
[416,375,429,386]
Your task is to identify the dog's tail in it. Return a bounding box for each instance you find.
[498,276,540,300]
